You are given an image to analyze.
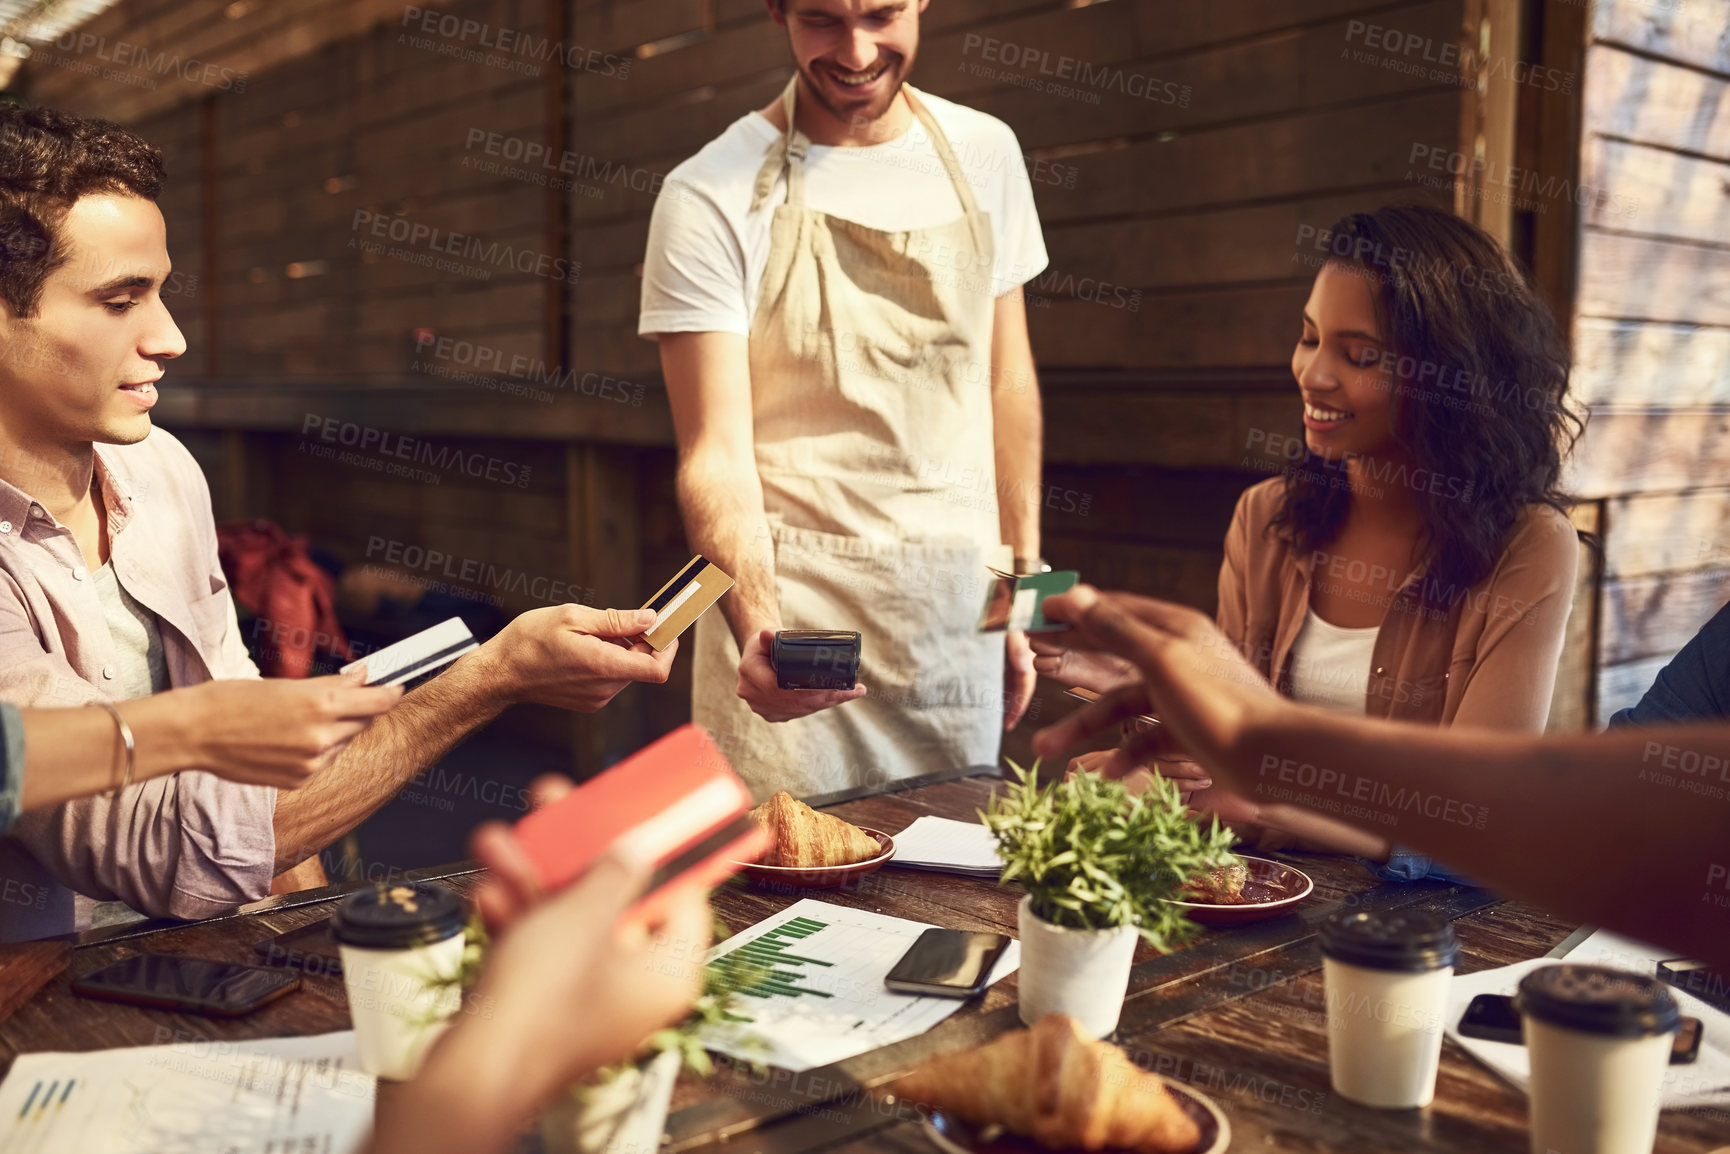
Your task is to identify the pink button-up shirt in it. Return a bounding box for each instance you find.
[0,429,276,940]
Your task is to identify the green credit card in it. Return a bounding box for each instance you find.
[978,569,1079,632]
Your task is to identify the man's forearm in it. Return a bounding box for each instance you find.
[994,387,1042,559]
[677,457,780,646]
[991,291,1043,559]
[272,652,506,871]
[1240,705,1730,964]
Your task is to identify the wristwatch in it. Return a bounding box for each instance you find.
[1013,556,1052,576]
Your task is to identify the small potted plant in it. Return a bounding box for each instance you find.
[982,761,1238,1038]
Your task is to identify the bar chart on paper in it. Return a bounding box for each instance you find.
[733,915,835,999]
[699,899,1019,1072]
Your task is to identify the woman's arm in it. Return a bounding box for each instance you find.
[1448,506,1580,732]
[6,677,402,817]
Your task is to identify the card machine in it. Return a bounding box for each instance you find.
[772,630,861,690]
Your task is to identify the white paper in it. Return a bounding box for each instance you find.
[887,816,1005,877]
[1443,929,1730,1109]
[700,899,1019,1072]
[0,1031,375,1153]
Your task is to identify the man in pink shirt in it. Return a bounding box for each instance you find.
[0,105,675,939]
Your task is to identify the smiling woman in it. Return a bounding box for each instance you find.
[1190,204,1588,867]
[1276,205,1581,614]
[1037,204,1588,875]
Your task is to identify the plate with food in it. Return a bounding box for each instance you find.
[1171,856,1313,926]
[733,791,895,889]
[893,1013,1228,1154]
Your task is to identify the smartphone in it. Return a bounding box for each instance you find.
[1458,993,1524,1044]
[1658,957,1730,1015]
[1673,1016,1704,1064]
[1459,993,1702,1064]
[254,918,344,978]
[884,929,1012,998]
[72,954,301,1018]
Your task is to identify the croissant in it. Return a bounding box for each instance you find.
[890,1014,1202,1154]
[749,791,881,867]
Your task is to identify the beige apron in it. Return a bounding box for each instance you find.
[694,78,1007,799]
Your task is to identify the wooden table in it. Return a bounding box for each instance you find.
[2,770,1723,1153]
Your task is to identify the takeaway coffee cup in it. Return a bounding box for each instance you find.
[1320,908,1460,1108]
[332,881,469,1080]
[1515,964,1679,1154]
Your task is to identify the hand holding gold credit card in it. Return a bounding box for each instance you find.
[634,555,733,651]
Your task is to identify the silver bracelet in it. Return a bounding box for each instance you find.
[96,701,135,794]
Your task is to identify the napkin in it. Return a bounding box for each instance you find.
[886,816,1004,878]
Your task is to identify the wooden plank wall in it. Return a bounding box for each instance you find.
[18,0,1577,769]
[1567,0,1730,722]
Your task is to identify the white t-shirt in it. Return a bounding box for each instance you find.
[1287,609,1379,715]
[639,89,1049,338]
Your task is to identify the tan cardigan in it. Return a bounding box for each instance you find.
[1217,478,1579,732]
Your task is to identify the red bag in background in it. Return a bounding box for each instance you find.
[217,520,351,678]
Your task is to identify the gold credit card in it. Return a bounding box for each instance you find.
[638,556,733,651]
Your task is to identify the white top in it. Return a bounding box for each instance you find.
[1286,608,1379,715]
[93,562,168,700]
[639,89,1049,337]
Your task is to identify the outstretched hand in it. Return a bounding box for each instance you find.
[1028,633,1137,694]
[480,605,677,714]
[1031,585,1285,792]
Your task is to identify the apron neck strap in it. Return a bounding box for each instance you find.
[751,75,808,213]
[749,77,992,255]
[901,87,983,222]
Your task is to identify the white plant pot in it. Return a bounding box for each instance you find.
[539,1049,682,1154]
[1016,894,1139,1038]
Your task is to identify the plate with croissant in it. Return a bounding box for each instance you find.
[735,791,896,889]
[1169,856,1313,926]
[890,1013,1227,1154]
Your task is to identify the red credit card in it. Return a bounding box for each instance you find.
[513,724,768,921]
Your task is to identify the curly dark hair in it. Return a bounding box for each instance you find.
[0,104,165,317]
[1270,204,1584,606]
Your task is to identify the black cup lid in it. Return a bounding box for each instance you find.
[1319,909,1460,973]
[331,882,467,950]
[1515,964,1681,1039]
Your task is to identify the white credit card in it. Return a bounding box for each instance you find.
[1064,685,1161,729]
[341,617,478,687]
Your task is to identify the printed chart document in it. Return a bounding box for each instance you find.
[887,816,1005,878]
[699,898,1019,1072]
[1443,928,1730,1110]
[0,1031,374,1153]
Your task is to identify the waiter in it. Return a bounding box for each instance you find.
[639,0,1048,797]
